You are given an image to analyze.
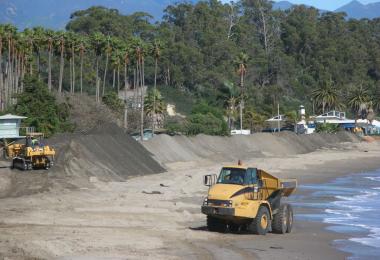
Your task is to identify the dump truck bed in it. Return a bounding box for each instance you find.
[279,179,297,197]
[258,170,297,198]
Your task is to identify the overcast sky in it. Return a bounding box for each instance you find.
[220,0,380,11]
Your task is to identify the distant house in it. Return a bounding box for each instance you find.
[264,115,291,132]
[0,114,27,139]
[266,115,286,122]
[314,111,348,124]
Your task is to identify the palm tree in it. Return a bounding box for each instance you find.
[31,27,45,80]
[18,30,33,93]
[55,31,66,94]
[23,28,34,76]
[223,81,240,131]
[102,35,113,96]
[4,24,17,107]
[244,110,255,133]
[91,32,105,102]
[78,35,88,94]
[131,38,147,141]
[234,52,249,131]
[66,31,78,94]
[151,39,162,135]
[14,30,27,95]
[144,89,166,129]
[348,86,371,125]
[122,42,131,129]
[0,25,5,110]
[373,87,380,113]
[110,51,121,90]
[311,81,340,114]
[45,29,55,91]
[110,38,123,92]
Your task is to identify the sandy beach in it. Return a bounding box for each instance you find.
[0,137,379,259]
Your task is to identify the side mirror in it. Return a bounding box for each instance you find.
[204,174,217,187]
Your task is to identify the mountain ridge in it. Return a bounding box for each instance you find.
[274,0,380,19]
[1,0,380,30]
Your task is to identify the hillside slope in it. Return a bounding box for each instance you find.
[335,0,380,19]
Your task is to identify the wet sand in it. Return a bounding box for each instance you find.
[0,141,379,259]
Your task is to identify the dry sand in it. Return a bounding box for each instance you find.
[0,132,379,259]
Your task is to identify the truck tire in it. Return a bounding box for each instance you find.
[229,223,240,233]
[272,204,288,234]
[207,216,227,233]
[286,204,293,233]
[249,206,270,235]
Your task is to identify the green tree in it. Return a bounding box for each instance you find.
[151,39,162,134]
[55,31,66,94]
[311,81,340,113]
[235,52,249,131]
[144,89,166,129]
[347,86,371,124]
[102,91,124,113]
[45,29,55,92]
[90,32,106,102]
[13,76,72,136]
[185,113,228,136]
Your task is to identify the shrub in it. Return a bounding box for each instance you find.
[185,113,228,136]
[102,91,124,113]
[315,123,340,133]
[13,76,73,136]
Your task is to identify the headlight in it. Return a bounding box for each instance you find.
[203,197,208,206]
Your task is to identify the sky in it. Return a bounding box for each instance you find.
[220,0,380,11]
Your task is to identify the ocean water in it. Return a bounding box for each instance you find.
[291,169,380,259]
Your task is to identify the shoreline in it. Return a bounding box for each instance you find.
[258,143,380,260]
[0,141,379,259]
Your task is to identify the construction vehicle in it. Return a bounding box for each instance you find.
[201,161,297,235]
[6,133,55,170]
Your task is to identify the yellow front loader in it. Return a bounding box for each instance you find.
[7,133,56,171]
[201,162,297,235]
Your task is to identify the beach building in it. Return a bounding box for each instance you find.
[297,110,356,134]
[264,115,286,132]
[0,114,27,139]
[296,108,380,135]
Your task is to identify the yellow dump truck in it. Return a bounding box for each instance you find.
[7,133,56,170]
[201,162,297,235]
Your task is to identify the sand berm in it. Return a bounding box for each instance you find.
[143,130,359,166]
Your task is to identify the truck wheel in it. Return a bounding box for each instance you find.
[249,206,270,235]
[272,204,288,234]
[229,223,240,233]
[286,204,294,233]
[27,163,33,171]
[207,216,227,233]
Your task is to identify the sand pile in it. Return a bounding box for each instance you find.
[49,123,165,182]
[144,131,359,164]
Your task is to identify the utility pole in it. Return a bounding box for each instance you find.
[124,84,128,130]
[240,100,244,132]
[277,103,280,133]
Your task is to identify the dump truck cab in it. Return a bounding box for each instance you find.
[202,162,297,235]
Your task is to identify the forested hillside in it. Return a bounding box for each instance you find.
[0,0,379,134]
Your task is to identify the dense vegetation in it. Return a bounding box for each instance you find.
[13,76,73,136]
[1,0,380,135]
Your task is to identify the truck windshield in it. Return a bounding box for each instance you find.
[217,168,246,185]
